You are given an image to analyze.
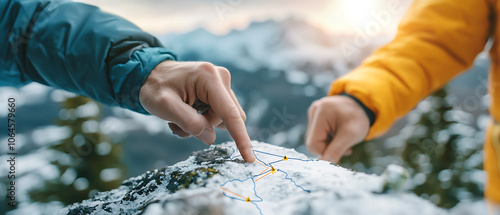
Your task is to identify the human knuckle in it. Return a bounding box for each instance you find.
[310,100,319,109]
[343,124,360,136]
[318,96,331,103]
[314,101,327,113]
[197,62,218,76]
[308,101,320,113]
[157,94,171,107]
[241,111,247,121]
[217,67,231,81]
[319,97,334,107]
[226,107,241,120]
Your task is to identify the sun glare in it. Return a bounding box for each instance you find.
[309,0,408,35]
[341,0,380,27]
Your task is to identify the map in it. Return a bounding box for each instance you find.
[219,148,314,214]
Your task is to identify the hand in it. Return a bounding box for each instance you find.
[139,60,255,162]
[306,95,370,163]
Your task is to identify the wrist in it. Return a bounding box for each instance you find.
[340,93,376,127]
[111,47,177,114]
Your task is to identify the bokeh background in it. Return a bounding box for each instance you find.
[0,0,490,213]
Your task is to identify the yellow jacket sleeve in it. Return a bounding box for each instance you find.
[329,0,493,140]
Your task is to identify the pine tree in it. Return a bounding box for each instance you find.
[29,96,126,205]
[340,88,484,208]
[401,88,483,208]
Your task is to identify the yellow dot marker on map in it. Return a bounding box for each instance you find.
[270,166,276,174]
[283,156,288,161]
[245,197,251,202]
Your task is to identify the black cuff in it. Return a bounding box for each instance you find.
[340,93,376,127]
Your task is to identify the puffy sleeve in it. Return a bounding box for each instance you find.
[329,0,492,139]
[0,0,177,113]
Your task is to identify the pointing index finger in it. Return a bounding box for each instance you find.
[207,84,255,162]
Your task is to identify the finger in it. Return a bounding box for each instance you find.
[306,105,333,156]
[307,101,318,120]
[207,82,255,162]
[216,122,226,130]
[213,92,240,130]
[305,102,318,152]
[320,129,357,164]
[344,148,353,156]
[168,123,190,138]
[154,91,216,145]
[216,66,246,121]
[203,108,223,127]
[229,90,246,121]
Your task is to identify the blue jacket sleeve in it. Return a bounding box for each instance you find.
[0,0,177,114]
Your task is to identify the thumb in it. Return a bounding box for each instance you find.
[320,128,357,164]
[156,92,216,145]
[305,106,331,156]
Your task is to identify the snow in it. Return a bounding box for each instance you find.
[161,19,378,87]
[76,102,100,118]
[73,178,89,191]
[0,134,26,153]
[0,83,52,113]
[18,83,51,106]
[31,125,71,146]
[449,200,488,215]
[0,149,60,204]
[100,168,123,182]
[106,107,170,135]
[59,141,449,215]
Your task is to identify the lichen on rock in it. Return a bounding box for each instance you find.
[193,146,231,165]
[166,167,220,192]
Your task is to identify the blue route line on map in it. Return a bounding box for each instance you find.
[220,147,315,215]
[251,202,263,214]
[278,169,311,193]
[253,150,270,166]
[228,147,236,157]
[268,159,284,165]
[252,150,284,158]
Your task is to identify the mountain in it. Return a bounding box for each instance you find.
[162,18,384,76]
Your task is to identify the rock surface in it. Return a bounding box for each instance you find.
[60,142,447,215]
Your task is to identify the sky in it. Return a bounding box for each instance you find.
[76,0,412,35]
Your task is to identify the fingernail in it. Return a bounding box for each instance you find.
[197,128,216,145]
[247,142,255,162]
[246,153,256,163]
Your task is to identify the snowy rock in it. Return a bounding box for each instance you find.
[59,142,447,215]
[381,164,411,193]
